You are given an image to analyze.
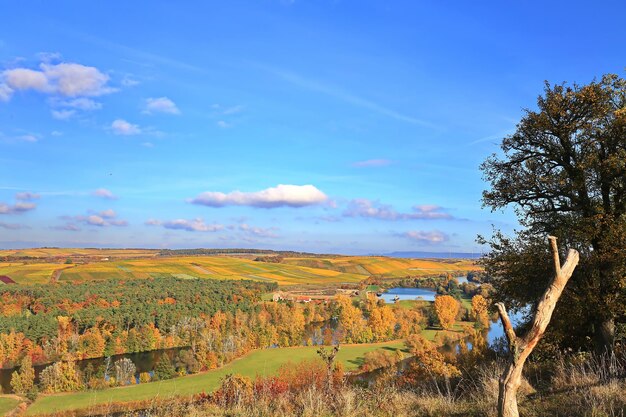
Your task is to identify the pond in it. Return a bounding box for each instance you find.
[0,346,185,394]
[380,279,527,347]
[0,321,341,394]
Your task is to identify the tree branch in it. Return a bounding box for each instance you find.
[548,235,561,274]
[495,302,517,350]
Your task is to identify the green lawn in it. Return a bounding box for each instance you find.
[27,341,405,416]
[0,397,19,416]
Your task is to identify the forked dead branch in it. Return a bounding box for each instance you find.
[496,236,579,417]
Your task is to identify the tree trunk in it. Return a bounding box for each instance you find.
[496,236,579,417]
[594,318,615,354]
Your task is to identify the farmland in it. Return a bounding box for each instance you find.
[0,249,479,286]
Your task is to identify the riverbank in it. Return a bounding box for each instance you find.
[25,340,408,416]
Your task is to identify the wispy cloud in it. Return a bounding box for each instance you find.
[61,209,128,228]
[51,223,81,232]
[254,63,437,128]
[111,119,141,135]
[468,128,515,146]
[190,184,329,209]
[0,221,29,230]
[352,159,392,168]
[0,193,38,214]
[400,230,449,244]
[239,223,279,238]
[146,218,224,232]
[92,188,118,199]
[343,199,453,221]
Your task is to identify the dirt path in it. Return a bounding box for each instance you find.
[49,265,74,284]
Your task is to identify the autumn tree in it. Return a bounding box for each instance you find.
[114,358,136,386]
[481,74,626,353]
[367,304,395,341]
[10,355,35,395]
[39,359,84,393]
[402,334,460,386]
[434,295,460,330]
[471,294,489,328]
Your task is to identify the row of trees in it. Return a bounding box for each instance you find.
[0,277,275,368]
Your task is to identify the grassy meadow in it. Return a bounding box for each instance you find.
[26,340,406,416]
[0,397,20,416]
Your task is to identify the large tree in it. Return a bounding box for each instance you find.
[481,74,626,353]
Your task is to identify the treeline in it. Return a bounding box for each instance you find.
[0,278,275,368]
[1,290,478,396]
[158,248,327,257]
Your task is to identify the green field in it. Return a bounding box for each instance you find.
[27,341,405,416]
[0,397,19,416]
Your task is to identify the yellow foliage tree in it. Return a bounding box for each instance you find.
[471,294,489,327]
[434,295,460,330]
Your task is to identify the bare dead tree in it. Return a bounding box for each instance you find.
[317,344,340,394]
[496,236,579,417]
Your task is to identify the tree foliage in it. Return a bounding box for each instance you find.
[434,295,460,330]
[480,74,626,352]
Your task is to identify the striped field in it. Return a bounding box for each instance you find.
[1,249,479,286]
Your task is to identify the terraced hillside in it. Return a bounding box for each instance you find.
[0,249,479,286]
[56,256,365,285]
[282,256,476,278]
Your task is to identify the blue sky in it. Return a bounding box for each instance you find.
[1,1,624,254]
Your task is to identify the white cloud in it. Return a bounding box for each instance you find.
[2,62,115,98]
[111,119,141,135]
[3,68,50,91]
[92,188,118,199]
[99,209,116,218]
[216,120,231,129]
[144,97,180,115]
[147,218,224,232]
[41,63,114,96]
[66,209,128,228]
[18,134,39,142]
[352,159,392,168]
[51,109,76,120]
[190,184,329,208]
[402,230,449,244]
[343,199,453,221]
[0,200,36,214]
[86,214,106,226]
